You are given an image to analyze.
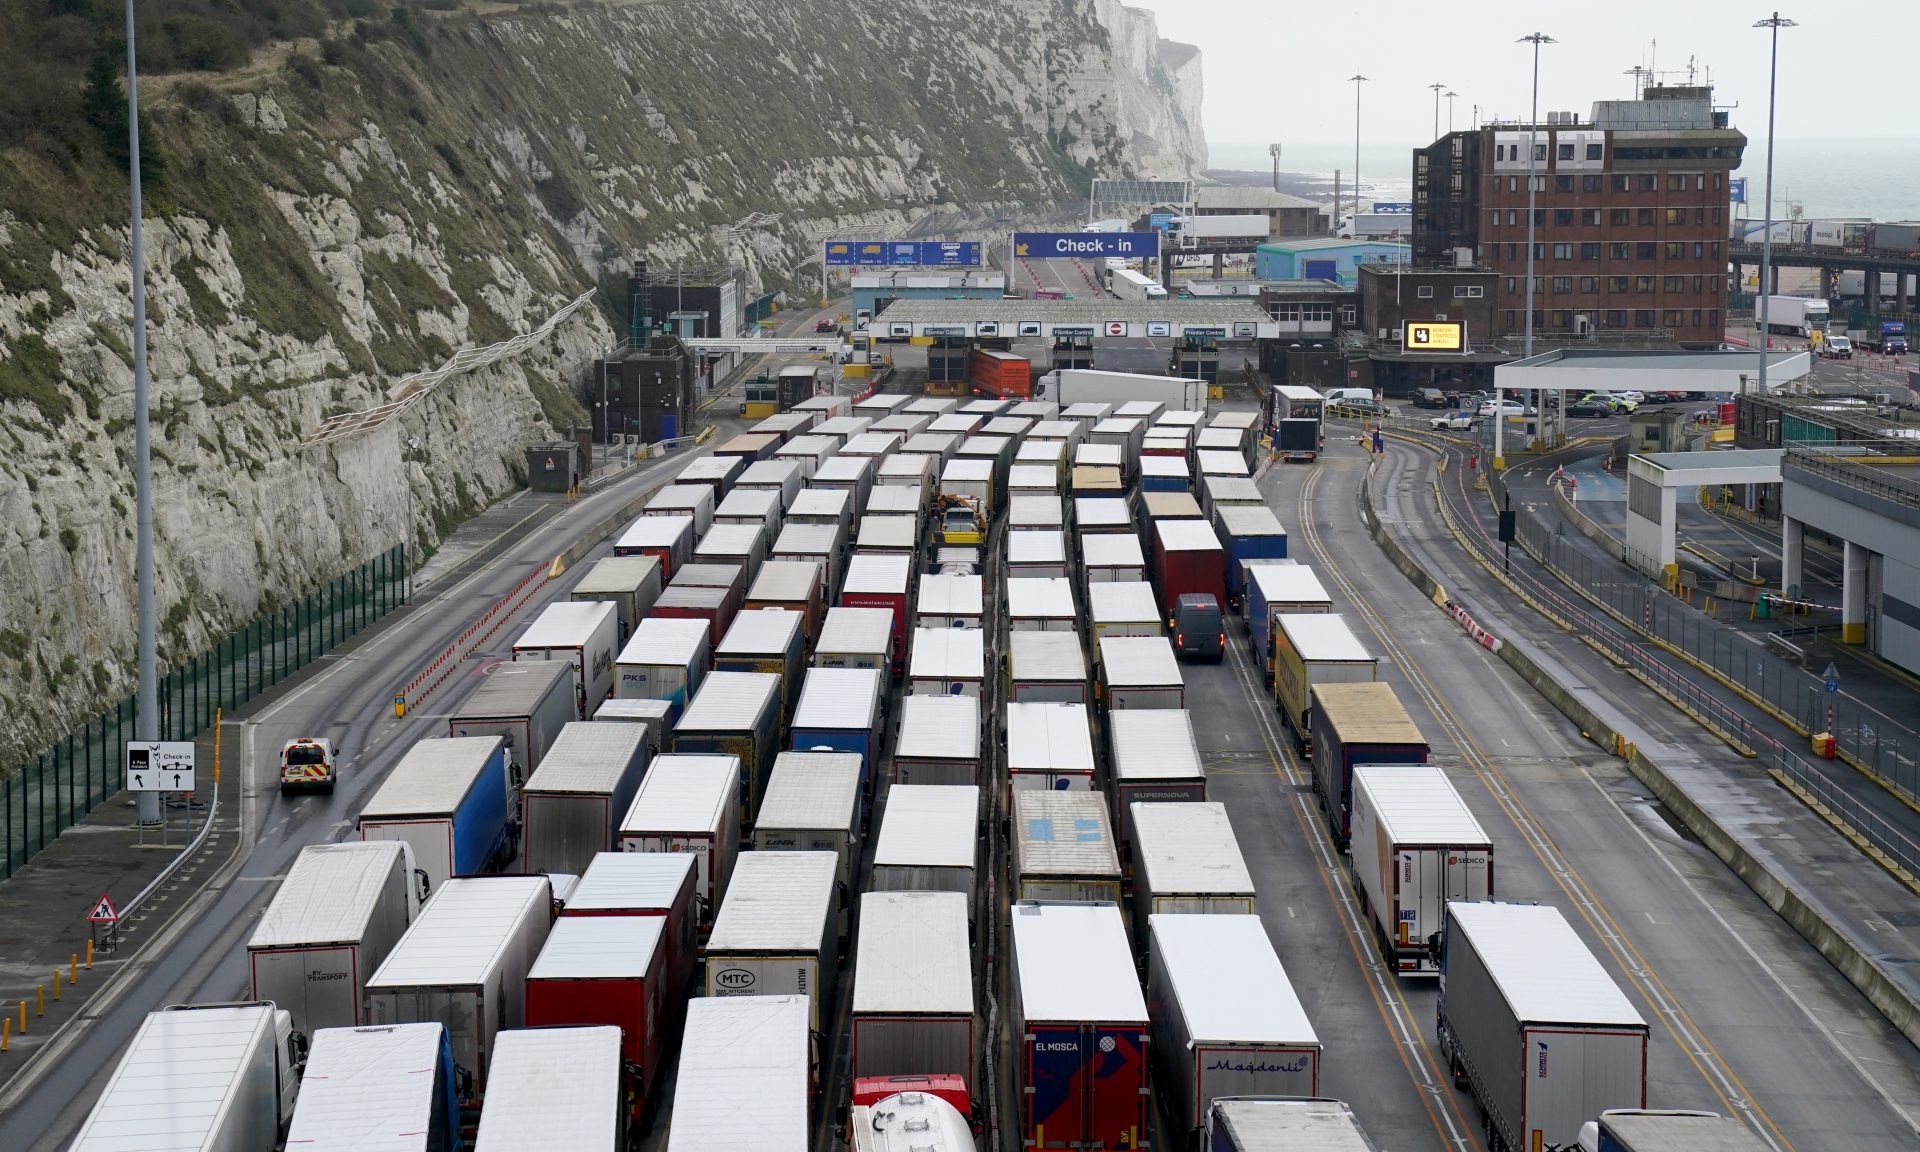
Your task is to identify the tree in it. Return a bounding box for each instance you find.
[81,49,164,190]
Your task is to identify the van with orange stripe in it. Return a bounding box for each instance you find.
[279,737,337,792]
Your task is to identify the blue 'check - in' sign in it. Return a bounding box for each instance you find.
[1013,231,1160,260]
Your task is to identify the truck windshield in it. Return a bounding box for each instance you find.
[284,745,326,765]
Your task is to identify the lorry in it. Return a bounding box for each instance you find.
[1205,1097,1383,1151]
[568,553,663,641]
[1154,519,1228,618]
[1099,635,1186,710]
[1857,319,1909,355]
[1437,901,1650,1152]
[559,850,700,995]
[1247,563,1331,671]
[893,693,983,787]
[1170,214,1270,240]
[1271,613,1377,742]
[1760,294,1829,338]
[1148,914,1321,1135]
[473,1026,626,1152]
[358,736,515,894]
[814,605,895,672]
[526,917,675,1124]
[1579,1110,1771,1152]
[851,890,977,1089]
[1351,764,1493,973]
[841,552,915,671]
[70,1002,304,1151]
[1083,532,1147,584]
[613,616,710,721]
[612,513,694,578]
[248,841,421,1039]
[665,996,812,1152]
[616,753,743,929]
[1308,681,1429,848]
[1339,212,1415,240]
[1008,901,1151,1152]
[850,1079,977,1152]
[283,1022,459,1152]
[918,572,986,629]
[1088,581,1165,643]
[1107,709,1206,859]
[908,626,987,698]
[788,668,886,808]
[671,671,783,828]
[520,721,650,876]
[1214,505,1289,603]
[512,600,620,720]
[713,607,807,718]
[1110,266,1169,301]
[1005,630,1089,704]
[1013,787,1120,901]
[1037,368,1209,411]
[869,784,980,913]
[1129,802,1257,925]
[970,348,1034,400]
[1007,576,1077,632]
[704,850,841,1028]
[755,752,865,923]
[364,875,554,1108]
[448,660,577,780]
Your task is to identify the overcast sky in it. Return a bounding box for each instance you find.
[1124,0,1902,149]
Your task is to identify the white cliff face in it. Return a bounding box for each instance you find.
[0,0,1203,761]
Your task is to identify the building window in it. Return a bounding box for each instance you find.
[1608,309,1630,326]
[1303,304,1332,322]
[1505,309,1517,329]
[1552,276,1572,293]
[1508,243,1519,261]
[1711,206,1721,224]
[1530,175,1546,192]
[1662,309,1686,326]
[1668,173,1688,191]
[1663,276,1685,292]
[1635,309,1658,327]
[1583,175,1602,193]
[1534,143,1547,161]
[1495,144,1507,161]
[1533,279,1545,296]
[1584,208,1601,226]
[1637,242,1658,260]
[1612,175,1630,192]
[1552,310,1573,329]
[1610,208,1631,226]
[1610,243,1630,259]
[1506,276,1519,295]
[1558,142,1575,160]
[1581,242,1601,260]
[1554,208,1574,226]
[1555,175,1574,193]
[1693,275,1703,292]
[1638,208,1656,226]
[1533,243,1546,260]
[1692,308,1703,327]
[1636,276,1655,293]
[1664,208,1687,225]
[1694,242,1704,258]
[1663,241,1685,259]
[1587,143,1603,160]
[1710,276,1722,293]
[1504,209,1515,225]
[1417,285,1434,298]
[1534,208,1546,226]
[1710,307,1720,328]
[1580,276,1599,293]
[1640,174,1658,191]
[1713,174,1723,190]
[1609,276,1630,292]
[1695,207,1705,225]
[1509,175,1519,192]
[1273,304,1300,321]
[1711,242,1721,259]
[1340,305,1357,324]
[1553,243,1573,259]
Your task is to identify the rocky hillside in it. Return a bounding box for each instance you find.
[0,0,1203,762]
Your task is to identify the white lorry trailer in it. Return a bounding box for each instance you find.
[512,600,620,719]
[1036,368,1208,411]
[1579,1109,1771,1152]
[474,1025,626,1152]
[1760,294,1829,338]
[1205,1097,1382,1151]
[283,1022,459,1151]
[1351,764,1493,973]
[1438,901,1649,1152]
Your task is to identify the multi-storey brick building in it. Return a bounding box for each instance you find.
[1411,85,1745,349]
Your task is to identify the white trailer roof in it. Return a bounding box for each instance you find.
[1017,439,1066,463]
[1446,902,1646,1026]
[647,485,714,513]
[854,394,910,414]
[1007,702,1096,774]
[1249,563,1332,605]
[1008,577,1075,621]
[524,722,647,796]
[667,996,810,1152]
[930,414,983,435]
[367,876,550,990]
[1009,494,1065,529]
[841,432,903,457]
[843,552,912,594]
[1195,427,1245,450]
[873,785,978,868]
[777,433,838,461]
[905,398,958,416]
[1010,902,1147,1023]
[878,454,934,482]
[1208,410,1259,429]
[789,489,850,520]
[454,660,573,720]
[617,616,709,666]
[1109,710,1204,782]
[1061,402,1112,421]
[1149,913,1316,1047]
[902,432,957,456]
[1007,530,1066,564]
[476,1027,623,1151]
[1089,581,1160,625]
[1008,630,1086,681]
[910,628,986,681]
[792,667,883,730]
[1210,1098,1376,1152]
[696,523,766,561]
[857,515,920,549]
[758,752,863,830]
[572,554,663,597]
[941,457,993,483]
[617,514,694,551]
[1139,456,1190,481]
[1197,450,1251,477]
[1099,636,1182,687]
[250,841,408,949]
[515,600,616,651]
[1092,417,1143,437]
[283,1020,450,1151]
[748,561,823,603]
[619,755,740,835]
[1029,420,1079,440]
[1158,409,1207,428]
[1215,503,1286,537]
[1132,802,1254,895]
[1074,497,1131,530]
[714,488,781,522]
[1080,532,1145,568]
[1009,465,1062,491]
[1155,518,1222,553]
[1074,442,1123,468]
[594,697,673,725]
[816,606,894,654]
[1276,613,1373,663]
[896,695,980,759]
[565,851,696,912]
[918,573,984,616]
[360,737,503,819]
[1117,402,1165,421]
[738,459,803,487]
[867,483,926,513]
[1202,475,1262,503]
[717,609,803,657]
[959,434,1014,458]
[814,417,872,439]
[1014,788,1117,876]
[678,455,743,482]
[678,672,779,733]
[772,521,844,556]
[706,851,839,952]
[984,417,1033,438]
[1010,401,1060,419]
[852,891,974,1016]
[528,914,667,980]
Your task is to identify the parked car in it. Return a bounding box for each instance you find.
[1410,387,1453,409]
[1428,411,1476,431]
[814,318,839,334]
[1565,400,1613,418]
[1476,398,1537,418]
[1576,392,1636,414]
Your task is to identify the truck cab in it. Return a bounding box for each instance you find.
[936,495,984,546]
[279,737,337,792]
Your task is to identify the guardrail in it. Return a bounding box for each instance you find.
[397,565,549,711]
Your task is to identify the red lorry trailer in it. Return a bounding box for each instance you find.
[969,348,1033,400]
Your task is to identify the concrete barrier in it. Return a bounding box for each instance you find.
[1551,482,1629,563]
[1357,471,1920,1051]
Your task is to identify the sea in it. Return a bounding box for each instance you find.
[1208,138,1920,223]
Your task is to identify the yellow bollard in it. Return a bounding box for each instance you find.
[85,938,94,970]
[52,970,60,1001]
[35,984,44,1017]
[19,999,27,1032]
[71,953,78,984]
[2,1016,9,1051]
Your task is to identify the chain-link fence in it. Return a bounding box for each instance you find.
[2,546,407,876]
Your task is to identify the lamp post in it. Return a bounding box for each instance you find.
[124,0,159,827]
[1445,90,1458,134]
[1429,81,1447,140]
[403,436,418,599]
[1755,12,1795,397]
[1500,32,1554,471]
[1348,74,1368,225]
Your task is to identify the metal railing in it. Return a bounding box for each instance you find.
[2,546,407,876]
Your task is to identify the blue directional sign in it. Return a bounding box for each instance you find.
[1729,177,1748,204]
[1149,212,1175,231]
[824,239,983,268]
[1826,677,1840,694]
[854,241,889,267]
[824,241,855,267]
[924,241,982,267]
[889,242,922,267]
[1014,231,1160,260]
[1371,201,1414,214]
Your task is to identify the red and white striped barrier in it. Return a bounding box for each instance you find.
[1444,600,1504,653]
[398,565,551,709]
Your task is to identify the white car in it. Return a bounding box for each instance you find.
[1476,399,1536,418]
[1429,411,1477,431]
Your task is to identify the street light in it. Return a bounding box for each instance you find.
[1348,74,1368,225]
[1445,90,1458,133]
[403,435,419,599]
[1500,32,1554,472]
[1754,12,1795,397]
[123,0,159,827]
[1429,82,1447,140]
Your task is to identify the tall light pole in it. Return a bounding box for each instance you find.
[125,0,159,827]
[1502,32,1554,471]
[1445,90,1458,133]
[1429,82,1447,140]
[1755,12,1795,397]
[403,436,418,598]
[1348,74,1368,225]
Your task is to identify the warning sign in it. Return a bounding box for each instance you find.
[87,893,120,924]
